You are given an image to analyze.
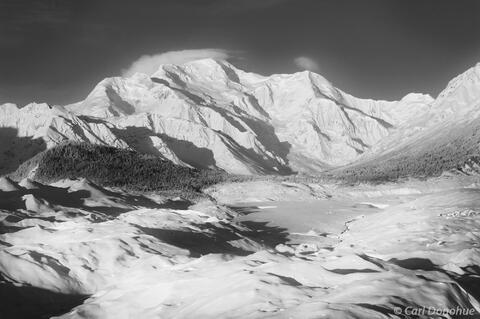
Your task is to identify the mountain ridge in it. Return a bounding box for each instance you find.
[1,59,478,177]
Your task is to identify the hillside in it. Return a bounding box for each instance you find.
[332,63,480,182]
[11,143,227,193]
[333,120,480,182]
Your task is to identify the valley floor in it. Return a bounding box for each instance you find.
[1,176,480,318]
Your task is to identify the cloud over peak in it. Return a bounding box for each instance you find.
[122,49,232,77]
[294,56,320,72]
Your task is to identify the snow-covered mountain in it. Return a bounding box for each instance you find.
[2,59,479,175]
[0,102,130,175]
[337,63,480,179]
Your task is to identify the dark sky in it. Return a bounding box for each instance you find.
[1,0,480,105]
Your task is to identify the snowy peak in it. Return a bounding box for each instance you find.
[432,63,480,120]
[3,60,480,175]
[153,58,265,86]
[155,58,239,81]
[437,63,480,100]
[63,59,436,172]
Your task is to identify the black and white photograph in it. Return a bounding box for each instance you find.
[1,0,480,318]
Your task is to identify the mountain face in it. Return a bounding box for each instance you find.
[1,59,479,176]
[0,102,129,175]
[333,63,480,180]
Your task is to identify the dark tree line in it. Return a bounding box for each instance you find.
[28,143,229,192]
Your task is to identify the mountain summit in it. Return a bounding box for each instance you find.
[3,59,479,176]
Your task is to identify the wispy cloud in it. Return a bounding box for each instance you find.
[122,49,233,77]
[293,56,320,72]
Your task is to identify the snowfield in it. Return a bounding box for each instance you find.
[1,176,480,318]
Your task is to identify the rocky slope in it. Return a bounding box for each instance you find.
[3,60,480,176]
[0,103,129,175]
